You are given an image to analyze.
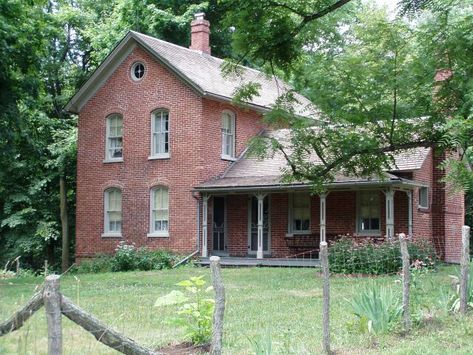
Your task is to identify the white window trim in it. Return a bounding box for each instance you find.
[148,187,170,238]
[104,114,123,163]
[418,186,429,209]
[355,190,381,236]
[221,110,236,160]
[103,188,122,237]
[149,110,171,160]
[131,62,146,81]
[287,193,311,235]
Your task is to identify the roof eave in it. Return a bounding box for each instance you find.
[193,177,427,194]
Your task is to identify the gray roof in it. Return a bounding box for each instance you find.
[65,31,317,117]
[195,129,430,191]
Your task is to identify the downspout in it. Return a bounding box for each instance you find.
[173,192,201,268]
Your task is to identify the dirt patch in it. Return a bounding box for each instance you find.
[157,342,210,354]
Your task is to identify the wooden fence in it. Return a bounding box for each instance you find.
[0,256,226,355]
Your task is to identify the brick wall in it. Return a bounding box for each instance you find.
[76,46,263,261]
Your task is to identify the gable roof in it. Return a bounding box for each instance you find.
[65,31,317,116]
[194,128,430,192]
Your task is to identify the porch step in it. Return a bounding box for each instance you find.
[197,257,320,268]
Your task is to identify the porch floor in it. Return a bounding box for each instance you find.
[198,257,320,268]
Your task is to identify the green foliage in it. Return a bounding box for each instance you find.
[75,242,177,273]
[329,237,436,275]
[446,264,473,313]
[155,276,214,345]
[349,285,402,334]
[249,328,273,355]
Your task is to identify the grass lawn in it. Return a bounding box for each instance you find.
[1,264,473,354]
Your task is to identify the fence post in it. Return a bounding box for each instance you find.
[399,233,411,331]
[320,241,330,354]
[460,225,470,315]
[44,275,62,355]
[210,256,225,355]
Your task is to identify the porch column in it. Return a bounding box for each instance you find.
[256,193,267,259]
[202,195,210,258]
[407,190,413,236]
[385,188,394,239]
[319,193,327,243]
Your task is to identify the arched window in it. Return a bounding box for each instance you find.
[221,111,235,159]
[151,109,170,158]
[106,114,123,161]
[149,187,169,236]
[103,188,122,236]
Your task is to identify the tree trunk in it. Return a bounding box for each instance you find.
[60,175,69,272]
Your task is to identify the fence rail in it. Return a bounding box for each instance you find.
[0,257,226,355]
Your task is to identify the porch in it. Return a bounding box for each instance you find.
[195,175,424,261]
[198,256,320,267]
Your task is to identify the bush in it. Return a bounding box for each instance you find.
[76,242,178,273]
[329,237,437,275]
[76,254,114,273]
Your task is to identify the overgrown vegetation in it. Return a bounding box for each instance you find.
[348,286,402,334]
[328,237,436,274]
[74,242,177,273]
[155,276,214,345]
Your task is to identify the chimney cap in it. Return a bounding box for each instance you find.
[194,12,205,20]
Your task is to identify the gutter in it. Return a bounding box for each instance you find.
[192,177,427,194]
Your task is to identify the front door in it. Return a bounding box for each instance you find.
[248,196,270,255]
[212,196,227,255]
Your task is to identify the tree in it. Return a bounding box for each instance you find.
[225,0,472,193]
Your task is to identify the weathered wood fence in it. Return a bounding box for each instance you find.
[0,256,226,355]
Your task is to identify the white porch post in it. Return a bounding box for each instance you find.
[319,193,327,243]
[202,195,210,258]
[385,188,395,239]
[256,193,266,259]
[407,190,413,237]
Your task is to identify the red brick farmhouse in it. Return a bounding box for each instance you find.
[66,14,464,265]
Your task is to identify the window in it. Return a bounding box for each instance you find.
[221,111,235,159]
[149,187,169,236]
[104,188,122,236]
[151,110,169,158]
[357,191,380,234]
[131,62,145,81]
[106,114,123,161]
[289,193,310,233]
[419,187,429,209]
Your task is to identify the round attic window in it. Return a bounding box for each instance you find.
[131,62,145,81]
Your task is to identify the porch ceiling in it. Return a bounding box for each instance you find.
[193,173,426,194]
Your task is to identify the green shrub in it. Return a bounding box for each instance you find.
[75,242,177,273]
[76,254,114,273]
[349,285,402,334]
[329,237,437,275]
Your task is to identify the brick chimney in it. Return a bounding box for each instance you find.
[190,12,211,54]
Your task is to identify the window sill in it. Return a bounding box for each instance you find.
[148,154,170,160]
[221,155,237,162]
[103,158,123,164]
[418,205,430,212]
[286,231,311,237]
[147,232,169,238]
[101,233,122,238]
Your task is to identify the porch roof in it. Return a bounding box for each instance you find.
[195,128,430,193]
[193,173,425,193]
